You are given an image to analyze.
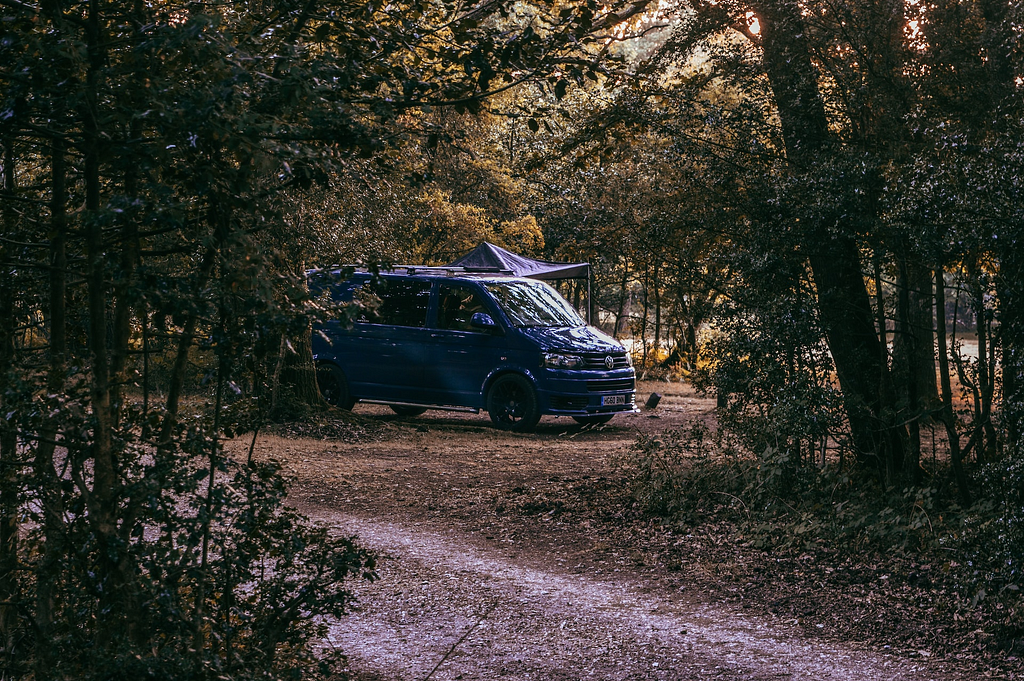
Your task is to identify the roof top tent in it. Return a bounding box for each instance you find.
[447,242,594,323]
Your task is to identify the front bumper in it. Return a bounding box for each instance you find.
[536,369,638,416]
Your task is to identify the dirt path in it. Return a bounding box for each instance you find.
[229,382,971,680]
[317,514,933,680]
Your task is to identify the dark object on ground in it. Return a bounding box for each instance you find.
[391,405,428,417]
[646,393,662,410]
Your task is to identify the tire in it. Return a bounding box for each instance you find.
[487,374,541,432]
[572,414,614,426]
[316,363,355,410]
[390,405,428,417]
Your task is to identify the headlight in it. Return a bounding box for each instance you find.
[542,352,584,369]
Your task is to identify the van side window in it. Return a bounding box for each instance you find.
[356,279,431,327]
[438,284,488,332]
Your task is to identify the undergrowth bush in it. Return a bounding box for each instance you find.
[619,420,1024,647]
[622,422,736,517]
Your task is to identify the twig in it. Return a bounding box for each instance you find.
[247,425,261,466]
[422,600,497,681]
[709,490,748,515]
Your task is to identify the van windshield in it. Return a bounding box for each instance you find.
[484,281,585,328]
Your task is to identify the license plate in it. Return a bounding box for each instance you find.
[602,394,626,406]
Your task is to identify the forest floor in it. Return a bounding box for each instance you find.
[227,382,1015,680]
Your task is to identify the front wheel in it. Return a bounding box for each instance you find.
[572,414,614,426]
[487,374,541,432]
[316,363,355,410]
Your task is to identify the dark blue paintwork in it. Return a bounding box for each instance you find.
[310,271,637,421]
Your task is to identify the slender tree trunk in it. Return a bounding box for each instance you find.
[936,270,972,505]
[83,0,115,534]
[892,257,939,413]
[33,133,71,681]
[653,261,662,357]
[614,265,629,339]
[110,119,142,428]
[967,259,998,460]
[195,300,228,654]
[873,250,888,362]
[156,245,218,455]
[896,257,922,483]
[81,0,139,647]
[0,131,20,654]
[639,265,650,369]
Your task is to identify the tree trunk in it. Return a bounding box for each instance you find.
[895,256,922,483]
[276,324,327,418]
[110,119,142,428]
[653,261,662,358]
[275,264,327,418]
[81,0,140,646]
[936,270,972,505]
[33,133,71,681]
[639,265,650,369]
[755,0,908,478]
[0,130,19,654]
[157,244,218,455]
[892,257,940,414]
[967,259,998,461]
[614,265,629,339]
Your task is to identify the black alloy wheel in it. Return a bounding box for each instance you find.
[487,374,541,432]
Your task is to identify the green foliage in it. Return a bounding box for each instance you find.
[27,450,375,680]
[958,450,1024,599]
[691,284,844,470]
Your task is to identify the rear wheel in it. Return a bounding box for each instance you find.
[389,405,428,417]
[316,363,355,410]
[572,414,614,426]
[487,374,541,432]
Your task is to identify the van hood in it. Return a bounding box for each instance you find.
[519,325,625,354]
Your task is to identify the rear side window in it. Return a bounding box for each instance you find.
[355,279,431,327]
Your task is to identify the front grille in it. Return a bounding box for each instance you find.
[582,352,630,370]
[587,378,635,392]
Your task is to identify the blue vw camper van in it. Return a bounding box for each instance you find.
[310,267,636,431]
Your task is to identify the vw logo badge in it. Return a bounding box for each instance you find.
[604,355,615,370]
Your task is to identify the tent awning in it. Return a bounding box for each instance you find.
[447,242,589,280]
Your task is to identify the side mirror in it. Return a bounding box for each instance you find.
[469,312,500,333]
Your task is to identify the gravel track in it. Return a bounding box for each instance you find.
[318,514,944,680]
